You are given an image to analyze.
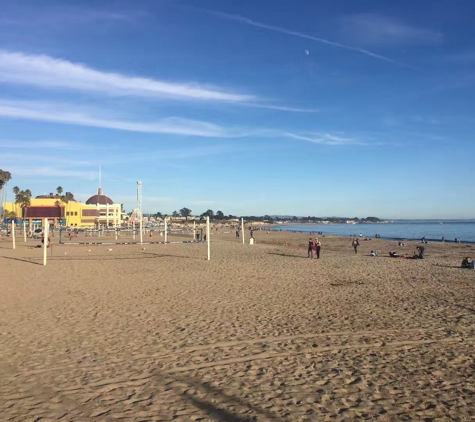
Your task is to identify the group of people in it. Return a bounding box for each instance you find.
[307,237,322,259]
[388,246,425,259]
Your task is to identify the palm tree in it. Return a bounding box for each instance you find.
[56,186,63,197]
[13,187,32,222]
[0,170,11,190]
[0,169,12,221]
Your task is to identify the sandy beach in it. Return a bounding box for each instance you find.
[1,231,475,421]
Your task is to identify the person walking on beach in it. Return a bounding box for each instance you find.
[352,237,360,254]
[315,238,321,259]
[307,237,314,258]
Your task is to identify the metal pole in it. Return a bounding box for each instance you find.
[207,216,210,260]
[139,212,143,245]
[165,218,168,243]
[43,218,49,265]
[193,221,196,241]
[241,218,245,245]
[12,220,15,249]
[23,220,27,242]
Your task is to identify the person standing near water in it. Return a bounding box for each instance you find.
[308,237,314,258]
[352,237,360,254]
[315,238,321,259]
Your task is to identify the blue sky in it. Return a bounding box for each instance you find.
[0,0,474,219]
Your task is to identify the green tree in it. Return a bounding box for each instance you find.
[215,210,224,220]
[13,186,32,220]
[56,186,63,197]
[0,170,12,192]
[4,210,17,220]
[0,169,12,221]
[172,210,179,218]
[179,207,192,220]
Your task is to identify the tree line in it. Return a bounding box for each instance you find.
[148,208,383,223]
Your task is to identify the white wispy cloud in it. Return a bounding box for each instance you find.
[285,133,362,146]
[204,10,409,68]
[0,51,319,112]
[0,100,373,148]
[340,14,443,46]
[243,103,319,113]
[7,166,98,180]
[0,140,86,150]
[0,100,233,137]
[1,151,94,167]
[0,51,254,102]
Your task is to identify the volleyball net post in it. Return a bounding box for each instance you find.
[241,218,245,245]
[165,218,168,243]
[12,220,15,250]
[139,218,143,245]
[207,216,210,260]
[43,218,49,266]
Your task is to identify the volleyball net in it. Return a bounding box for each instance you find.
[59,226,204,245]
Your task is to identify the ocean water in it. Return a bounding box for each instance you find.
[269,222,475,244]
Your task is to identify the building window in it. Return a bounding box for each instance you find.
[75,212,78,216]
[66,212,69,216]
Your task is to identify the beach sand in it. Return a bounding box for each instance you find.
[1,231,475,421]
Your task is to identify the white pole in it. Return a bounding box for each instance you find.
[133,220,136,240]
[115,226,118,240]
[193,220,196,240]
[207,216,210,260]
[12,220,15,249]
[23,220,27,242]
[165,218,168,243]
[43,218,49,266]
[241,218,245,245]
[139,211,143,245]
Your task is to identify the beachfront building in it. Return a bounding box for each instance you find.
[3,188,122,228]
[4,193,98,227]
[85,188,121,228]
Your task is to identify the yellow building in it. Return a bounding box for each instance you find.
[4,188,122,228]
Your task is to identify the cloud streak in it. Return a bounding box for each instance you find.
[340,14,443,46]
[0,51,319,112]
[0,100,375,148]
[0,51,254,102]
[0,100,233,137]
[286,132,362,146]
[7,166,98,180]
[205,10,410,68]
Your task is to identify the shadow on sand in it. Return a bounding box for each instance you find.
[267,252,307,259]
[153,371,281,422]
[2,256,43,265]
